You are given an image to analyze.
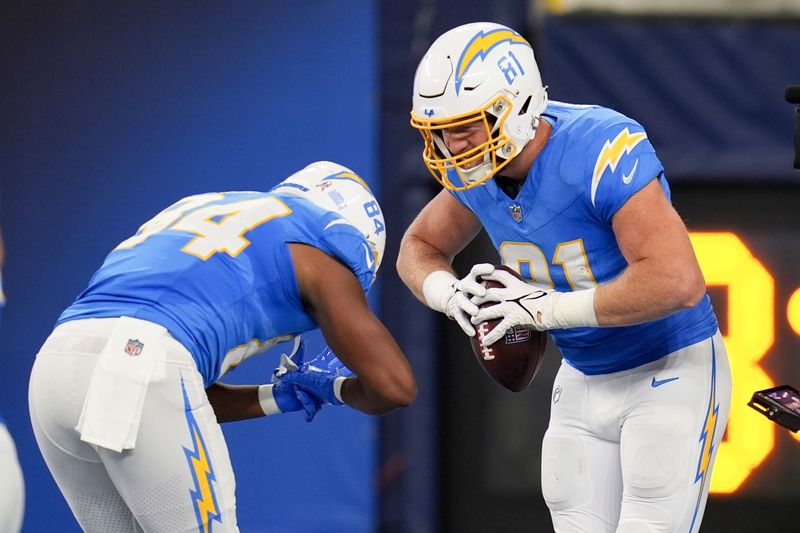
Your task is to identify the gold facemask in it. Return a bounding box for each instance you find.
[410,95,516,191]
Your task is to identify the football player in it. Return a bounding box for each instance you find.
[0,226,25,533]
[28,162,416,532]
[398,22,731,533]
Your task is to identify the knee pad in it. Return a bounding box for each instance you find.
[541,436,591,511]
[621,408,693,499]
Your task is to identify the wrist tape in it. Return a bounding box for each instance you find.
[333,376,348,404]
[552,287,598,328]
[257,384,281,416]
[422,270,458,313]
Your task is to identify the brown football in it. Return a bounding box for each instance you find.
[469,265,547,392]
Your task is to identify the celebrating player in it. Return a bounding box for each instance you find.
[28,161,416,532]
[398,22,731,532]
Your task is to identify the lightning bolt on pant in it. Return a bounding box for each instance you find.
[29,318,239,532]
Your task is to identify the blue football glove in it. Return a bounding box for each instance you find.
[268,338,326,422]
[269,380,322,422]
[291,344,352,406]
[280,370,347,407]
[302,346,353,377]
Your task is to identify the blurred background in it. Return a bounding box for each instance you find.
[1,0,799,531]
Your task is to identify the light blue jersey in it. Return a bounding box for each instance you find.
[58,192,375,386]
[451,101,718,374]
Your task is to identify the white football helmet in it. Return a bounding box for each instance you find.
[273,161,386,274]
[410,22,548,190]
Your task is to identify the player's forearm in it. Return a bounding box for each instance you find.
[396,231,456,304]
[206,383,266,423]
[339,376,415,415]
[321,319,417,413]
[594,256,705,326]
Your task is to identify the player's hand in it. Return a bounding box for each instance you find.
[302,346,353,377]
[289,345,351,421]
[424,263,493,336]
[279,369,348,408]
[470,268,559,344]
[273,343,350,421]
[269,379,323,422]
[270,339,326,422]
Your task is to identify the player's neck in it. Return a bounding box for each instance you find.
[501,120,552,182]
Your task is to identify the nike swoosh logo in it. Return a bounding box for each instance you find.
[362,243,374,269]
[622,158,639,185]
[651,376,679,388]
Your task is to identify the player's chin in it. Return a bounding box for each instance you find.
[459,159,483,170]
[454,151,487,170]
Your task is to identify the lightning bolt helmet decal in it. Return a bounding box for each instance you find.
[454,28,531,95]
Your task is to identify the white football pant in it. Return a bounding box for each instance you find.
[0,424,24,533]
[29,318,239,532]
[542,331,731,533]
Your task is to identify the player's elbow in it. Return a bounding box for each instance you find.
[392,375,418,408]
[367,370,417,414]
[672,268,706,310]
[378,371,417,410]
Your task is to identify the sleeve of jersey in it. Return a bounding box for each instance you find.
[587,124,665,224]
[321,226,376,294]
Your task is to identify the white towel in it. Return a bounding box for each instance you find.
[76,317,167,452]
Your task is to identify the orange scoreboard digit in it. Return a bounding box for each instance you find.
[690,232,800,494]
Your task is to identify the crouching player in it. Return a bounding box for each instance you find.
[28,162,416,532]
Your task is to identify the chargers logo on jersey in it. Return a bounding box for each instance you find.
[181,378,222,533]
[455,28,530,94]
[590,127,647,206]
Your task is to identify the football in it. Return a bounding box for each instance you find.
[469,265,547,392]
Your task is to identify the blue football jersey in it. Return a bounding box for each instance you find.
[58,192,375,386]
[451,101,718,374]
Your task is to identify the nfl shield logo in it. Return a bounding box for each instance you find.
[125,339,144,356]
[509,203,523,222]
[505,327,531,344]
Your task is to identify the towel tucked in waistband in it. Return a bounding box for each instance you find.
[75,316,167,453]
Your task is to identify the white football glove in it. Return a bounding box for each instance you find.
[422,263,495,336]
[470,269,598,346]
